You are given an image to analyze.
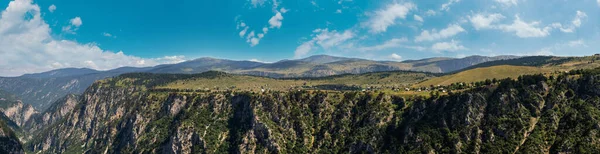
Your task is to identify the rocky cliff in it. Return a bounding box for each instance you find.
[24,68,600,153]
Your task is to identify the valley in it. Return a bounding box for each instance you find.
[1,54,600,153]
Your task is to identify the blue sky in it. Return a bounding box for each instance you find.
[0,0,599,76]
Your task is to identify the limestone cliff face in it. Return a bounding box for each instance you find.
[26,72,600,153]
[23,94,79,133]
[0,101,38,128]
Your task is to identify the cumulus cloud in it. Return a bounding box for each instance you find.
[554,11,587,33]
[415,24,465,42]
[0,0,184,76]
[469,13,505,30]
[497,15,552,38]
[441,0,460,11]
[62,17,83,34]
[294,29,354,58]
[238,3,287,47]
[431,40,467,52]
[48,4,56,13]
[70,17,82,27]
[365,2,416,34]
[598,0,600,7]
[470,12,586,37]
[389,53,403,60]
[268,12,284,28]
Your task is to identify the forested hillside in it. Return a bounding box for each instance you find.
[22,67,600,153]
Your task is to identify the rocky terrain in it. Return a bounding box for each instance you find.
[19,67,600,153]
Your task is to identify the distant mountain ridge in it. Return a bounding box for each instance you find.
[0,54,517,110]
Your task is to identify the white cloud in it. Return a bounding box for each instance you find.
[365,2,416,34]
[102,32,116,38]
[597,0,600,7]
[441,0,461,11]
[62,17,82,34]
[469,13,505,30]
[414,15,423,22]
[249,38,260,46]
[431,40,467,52]
[294,40,316,58]
[48,4,56,13]
[528,39,587,56]
[249,59,270,63]
[70,17,82,27]
[357,38,408,52]
[415,24,465,42]
[238,3,287,47]
[0,0,184,76]
[495,0,518,6]
[425,10,437,16]
[336,9,342,14]
[311,1,318,7]
[239,26,249,38]
[497,15,552,38]
[313,29,354,49]
[268,12,283,28]
[250,0,266,7]
[567,39,586,47]
[552,11,587,33]
[294,28,355,58]
[572,11,586,27]
[389,53,403,60]
[280,7,289,13]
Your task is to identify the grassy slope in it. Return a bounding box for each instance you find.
[159,71,434,91]
[416,65,552,87]
[416,55,600,87]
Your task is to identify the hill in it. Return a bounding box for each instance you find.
[156,71,435,92]
[416,65,551,87]
[0,54,510,111]
[416,55,600,87]
[22,67,600,153]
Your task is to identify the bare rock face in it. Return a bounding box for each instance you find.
[0,101,38,127]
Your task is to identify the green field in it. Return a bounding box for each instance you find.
[415,65,552,87]
[158,71,435,92]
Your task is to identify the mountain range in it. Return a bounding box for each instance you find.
[1,54,600,153]
[0,55,516,111]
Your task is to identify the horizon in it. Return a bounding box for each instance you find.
[1,0,599,76]
[9,53,587,78]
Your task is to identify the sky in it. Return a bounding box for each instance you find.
[0,0,599,76]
